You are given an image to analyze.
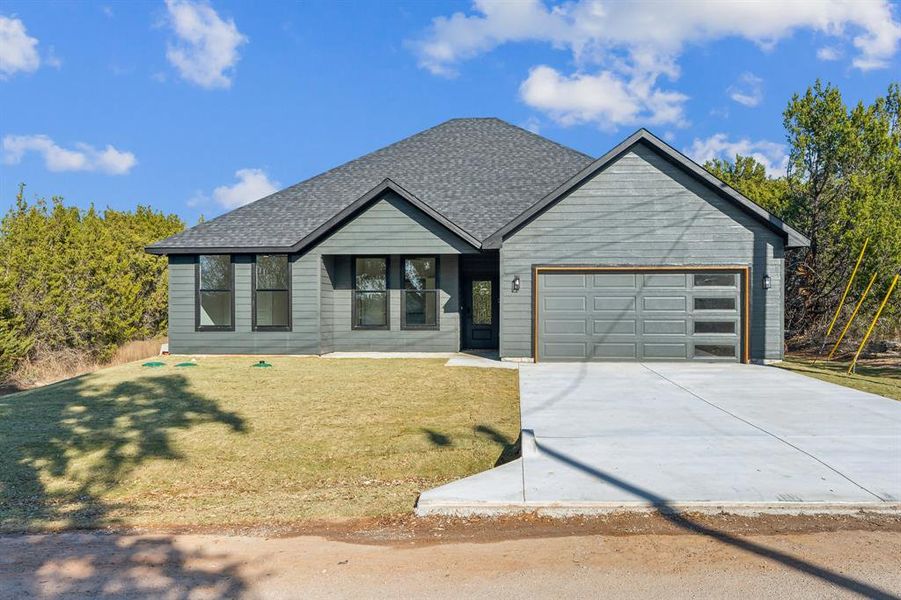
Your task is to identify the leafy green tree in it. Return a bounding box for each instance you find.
[703,154,789,216]
[0,186,183,379]
[782,81,900,339]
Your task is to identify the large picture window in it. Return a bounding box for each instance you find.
[353,256,388,329]
[254,254,290,330]
[196,255,233,330]
[402,256,439,329]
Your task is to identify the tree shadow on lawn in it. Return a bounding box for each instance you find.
[0,372,248,597]
[421,425,520,467]
[473,425,520,466]
[421,428,452,447]
[786,357,901,381]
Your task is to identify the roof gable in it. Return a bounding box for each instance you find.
[483,129,810,249]
[146,118,593,254]
[315,183,482,255]
[292,179,481,253]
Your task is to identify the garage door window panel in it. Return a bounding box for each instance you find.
[694,321,736,334]
[694,273,736,287]
[694,297,736,311]
[694,344,736,358]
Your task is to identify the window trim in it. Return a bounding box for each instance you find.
[400,255,441,331]
[195,254,235,332]
[351,255,390,330]
[252,254,292,332]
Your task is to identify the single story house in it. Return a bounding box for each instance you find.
[146,118,809,363]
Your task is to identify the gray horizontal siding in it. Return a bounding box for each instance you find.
[320,255,335,354]
[500,144,784,362]
[315,191,479,255]
[315,191,467,352]
[168,253,320,355]
[168,190,472,355]
[322,254,460,352]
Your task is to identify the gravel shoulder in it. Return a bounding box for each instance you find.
[3,514,900,599]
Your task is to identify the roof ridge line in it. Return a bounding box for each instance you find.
[379,176,482,243]
[496,118,594,161]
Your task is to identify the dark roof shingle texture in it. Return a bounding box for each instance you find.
[150,118,593,250]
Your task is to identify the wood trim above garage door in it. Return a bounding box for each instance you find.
[532,265,750,364]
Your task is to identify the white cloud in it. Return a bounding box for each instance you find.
[0,16,40,78]
[817,46,842,61]
[685,133,787,177]
[412,0,901,128]
[520,65,688,129]
[521,116,542,134]
[45,46,62,69]
[164,0,247,89]
[728,72,763,107]
[212,168,278,209]
[414,0,900,74]
[2,134,137,175]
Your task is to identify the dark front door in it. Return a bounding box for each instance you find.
[461,270,499,350]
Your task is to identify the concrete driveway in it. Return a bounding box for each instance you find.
[417,363,901,514]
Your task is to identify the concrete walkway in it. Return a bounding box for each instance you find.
[417,363,901,515]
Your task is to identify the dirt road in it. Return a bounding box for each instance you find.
[2,514,900,599]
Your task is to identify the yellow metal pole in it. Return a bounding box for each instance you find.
[826,237,869,339]
[828,272,877,359]
[848,273,898,374]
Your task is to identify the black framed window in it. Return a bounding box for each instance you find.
[353,256,388,329]
[253,254,290,330]
[402,256,439,330]
[196,255,234,331]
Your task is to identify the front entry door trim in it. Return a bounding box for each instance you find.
[461,270,499,350]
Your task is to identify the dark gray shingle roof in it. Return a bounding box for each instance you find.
[148,118,594,251]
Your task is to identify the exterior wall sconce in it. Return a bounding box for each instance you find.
[762,274,771,289]
[512,275,521,292]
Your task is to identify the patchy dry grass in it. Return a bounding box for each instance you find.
[0,357,519,532]
[777,357,900,401]
[7,338,167,392]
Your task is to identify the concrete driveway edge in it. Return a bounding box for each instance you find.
[415,501,901,518]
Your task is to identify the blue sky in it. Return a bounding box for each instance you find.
[1,0,899,225]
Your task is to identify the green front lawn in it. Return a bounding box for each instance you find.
[777,357,901,401]
[0,357,520,531]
